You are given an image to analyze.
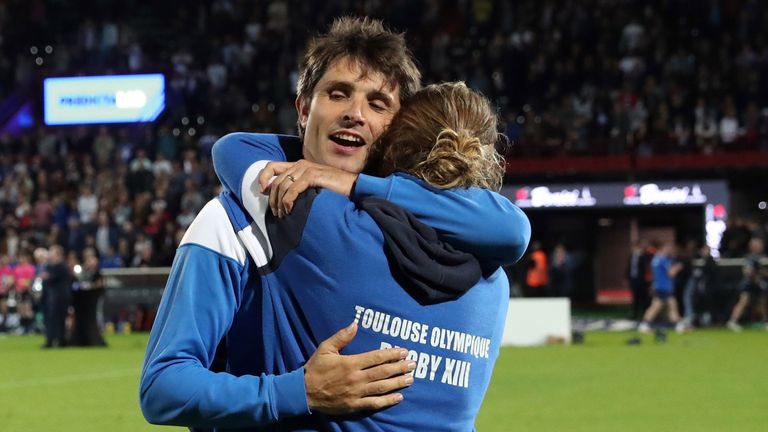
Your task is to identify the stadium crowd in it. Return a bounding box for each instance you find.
[2,0,768,155]
[2,1,768,332]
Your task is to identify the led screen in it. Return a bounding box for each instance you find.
[44,74,165,125]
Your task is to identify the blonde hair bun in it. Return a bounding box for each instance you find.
[377,82,505,191]
[416,128,484,188]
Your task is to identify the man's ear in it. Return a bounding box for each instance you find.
[295,96,309,128]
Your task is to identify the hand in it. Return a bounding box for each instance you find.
[258,160,358,217]
[303,321,416,414]
[669,262,684,277]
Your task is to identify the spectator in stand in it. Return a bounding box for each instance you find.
[745,218,765,241]
[152,153,173,179]
[726,238,768,331]
[31,191,54,230]
[127,149,155,195]
[0,254,13,330]
[116,129,136,164]
[131,233,154,267]
[13,251,37,333]
[65,216,86,254]
[15,191,32,231]
[93,126,115,168]
[135,243,155,267]
[3,226,20,260]
[94,211,119,257]
[117,237,132,268]
[77,184,99,226]
[626,239,653,321]
[100,245,124,269]
[155,220,179,266]
[143,200,168,238]
[175,202,196,230]
[156,126,178,160]
[719,103,741,149]
[694,107,718,154]
[180,178,205,215]
[112,189,133,227]
[720,217,752,258]
[525,241,548,297]
[51,193,72,230]
[638,242,686,334]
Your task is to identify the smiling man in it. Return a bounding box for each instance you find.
[141,17,528,431]
[299,56,400,173]
[141,18,424,431]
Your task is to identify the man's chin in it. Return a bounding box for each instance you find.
[323,146,366,171]
[327,156,366,174]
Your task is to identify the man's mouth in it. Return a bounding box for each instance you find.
[329,132,366,147]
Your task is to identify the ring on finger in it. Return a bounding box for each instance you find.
[286,174,296,182]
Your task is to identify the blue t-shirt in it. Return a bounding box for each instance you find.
[651,255,673,292]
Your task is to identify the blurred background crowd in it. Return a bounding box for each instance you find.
[1,0,768,334]
[3,0,768,155]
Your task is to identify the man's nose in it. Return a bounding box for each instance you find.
[342,98,366,125]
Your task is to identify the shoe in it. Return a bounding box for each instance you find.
[638,322,651,334]
[726,321,742,332]
[675,322,688,334]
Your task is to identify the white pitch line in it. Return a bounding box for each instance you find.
[0,369,138,391]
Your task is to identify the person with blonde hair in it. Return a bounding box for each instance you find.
[202,81,529,430]
[364,81,505,190]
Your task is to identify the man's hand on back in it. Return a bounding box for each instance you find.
[304,322,416,414]
[258,160,358,217]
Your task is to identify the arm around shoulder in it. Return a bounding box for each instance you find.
[353,174,531,267]
[211,132,293,203]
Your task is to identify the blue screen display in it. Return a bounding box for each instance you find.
[44,74,165,125]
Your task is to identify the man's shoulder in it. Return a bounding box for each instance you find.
[180,198,247,266]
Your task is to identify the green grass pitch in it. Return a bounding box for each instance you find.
[1,330,765,431]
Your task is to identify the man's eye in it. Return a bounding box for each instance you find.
[370,101,387,111]
[329,91,346,100]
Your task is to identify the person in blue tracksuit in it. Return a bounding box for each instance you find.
[140,17,529,431]
[142,17,424,427]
